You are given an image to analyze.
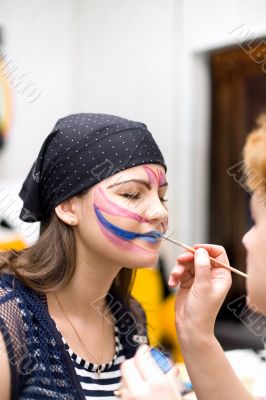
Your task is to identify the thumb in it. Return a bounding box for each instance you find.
[194,248,211,289]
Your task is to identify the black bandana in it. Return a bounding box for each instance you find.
[19,113,166,222]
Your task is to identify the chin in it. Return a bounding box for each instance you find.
[247,293,266,316]
[124,252,160,269]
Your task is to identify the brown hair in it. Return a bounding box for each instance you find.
[243,114,266,194]
[0,211,136,305]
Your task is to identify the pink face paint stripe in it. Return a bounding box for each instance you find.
[96,220,156,255]
[144,165,167,188]
[143,165,159,187]
[158,169,167,187]
[94,187,148,223]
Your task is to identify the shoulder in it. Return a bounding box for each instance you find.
[0,329,12,400]
[0,274,48,396]
[0,274,38,370]
[0,275,21,400]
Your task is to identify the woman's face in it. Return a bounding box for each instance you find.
[74,164,168,268]
[242,192,266,314]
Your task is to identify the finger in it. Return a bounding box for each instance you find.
[174,260,195,275]
[120,358,144,390]
[115,386,130,399]
[166,365,183,391]
[172,266,196,290]
[168,263,194,287]
[167,364,179,377]
[134,345,163,380]
[193,248,211,289]
[168,264,187,286]
[179,272,195,289]
[194,244,232,281]
[177,251,195,263]
[194,244,228,263]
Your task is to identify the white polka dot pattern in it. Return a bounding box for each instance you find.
[19,113,166,222]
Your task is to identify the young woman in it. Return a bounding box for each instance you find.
[120,116,266,400]
[0,113,170,400]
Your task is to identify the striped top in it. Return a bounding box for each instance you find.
[60,325,125,399]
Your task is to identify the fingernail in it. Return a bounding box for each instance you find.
[196,248,207,256]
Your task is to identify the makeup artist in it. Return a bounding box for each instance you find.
[0,113,180,399]
[119,117,266,400]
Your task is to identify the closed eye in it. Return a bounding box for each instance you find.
[120,193,141,200]
[121,193,168,203]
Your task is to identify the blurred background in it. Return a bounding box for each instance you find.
[1,0,266,360]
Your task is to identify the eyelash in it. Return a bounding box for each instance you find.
[121,193,168,203]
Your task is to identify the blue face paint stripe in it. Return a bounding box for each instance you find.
[94,205,161,243]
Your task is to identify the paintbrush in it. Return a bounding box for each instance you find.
[149,231,247,279]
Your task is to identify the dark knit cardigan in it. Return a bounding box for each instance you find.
[0,273,148,400]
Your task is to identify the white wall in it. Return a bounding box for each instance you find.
[0,0,76,182]
[0,0,77,243]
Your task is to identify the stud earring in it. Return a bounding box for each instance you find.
[69,217,75,225]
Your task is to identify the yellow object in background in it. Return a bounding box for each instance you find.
[131,267,183,362]
[159,293,183,362]
[0,233,25,251]
[131,267,164,346]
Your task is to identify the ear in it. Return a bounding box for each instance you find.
[55,197,78,226]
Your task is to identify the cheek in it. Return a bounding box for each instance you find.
[77,205,100,242]
[245,225,266,309]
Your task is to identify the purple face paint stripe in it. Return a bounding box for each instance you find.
[95,187,147,223]
[94,205,160,243]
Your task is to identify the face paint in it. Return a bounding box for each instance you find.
[143,166,167,188]
[158,169,167,187]
[94,187,148,223]
[93,166,167,253]
[97,218,157,255]
[94,205,160,243]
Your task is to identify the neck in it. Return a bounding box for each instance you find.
[50,245,122,321]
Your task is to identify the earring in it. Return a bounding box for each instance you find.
[69,217,75,225]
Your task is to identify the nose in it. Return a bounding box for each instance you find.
[142,197,168,229]
[242,230,250,249]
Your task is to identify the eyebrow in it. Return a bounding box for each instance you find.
[107,179,168,190]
